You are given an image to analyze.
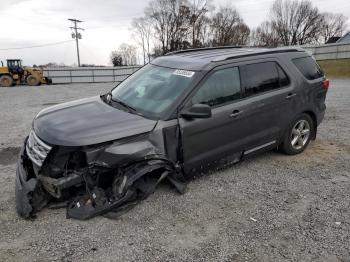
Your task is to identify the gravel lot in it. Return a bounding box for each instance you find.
[0,80,349,261]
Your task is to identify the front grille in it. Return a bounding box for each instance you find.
[26,131,52,167]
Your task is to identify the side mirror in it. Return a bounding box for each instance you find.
[180,104,212,119]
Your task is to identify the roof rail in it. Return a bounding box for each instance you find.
[220,48,303,62]
[166,46,243,56]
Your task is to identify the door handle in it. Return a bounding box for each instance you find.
[229,110,243,118]
[286,93,297,100]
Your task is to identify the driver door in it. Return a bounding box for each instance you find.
[179,65,245,176]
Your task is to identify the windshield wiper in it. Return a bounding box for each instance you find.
[103,92,138,114]
[112,98,137,113]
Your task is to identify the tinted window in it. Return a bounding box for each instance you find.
[192,67,241,107]
[292,57,324,80]
[245,62,288,97]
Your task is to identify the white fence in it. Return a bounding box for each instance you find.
[43,66,142,84]
[44,43,350,84]
[302,42,350,60]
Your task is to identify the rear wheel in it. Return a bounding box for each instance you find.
[0,75,14,87]
[280,114,314,155]
[26,75,40,86]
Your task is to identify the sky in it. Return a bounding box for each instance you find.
[0,0,349,66]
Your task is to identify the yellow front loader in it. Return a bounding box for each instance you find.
[0,59,51,87]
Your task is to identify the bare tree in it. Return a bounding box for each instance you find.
[251,21,281,47]
[249,0,348,47]
[210,4,250,46]
[195,15,212,47]
[132,17,153,64]
[131,0,348,56]
[169,4,192,51]
[110,44,137,66]
[189,0,213,47]
[145,0,170,54]
[145,0,192,54]
[139,0,250,52]
[233,23,250,45]
[320,12,348,43]
[270,0,324,46]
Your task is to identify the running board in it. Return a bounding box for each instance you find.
[244,141,276,155]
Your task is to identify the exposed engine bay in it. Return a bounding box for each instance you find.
[16,130,186,220]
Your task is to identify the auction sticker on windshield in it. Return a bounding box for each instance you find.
[173,69,195,78]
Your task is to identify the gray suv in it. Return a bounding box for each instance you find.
[16,47,329,220]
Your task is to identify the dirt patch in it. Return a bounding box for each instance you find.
[306,141,344,158]
[273,140,348,167]
[0,147,20,165]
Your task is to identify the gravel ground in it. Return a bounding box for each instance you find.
[0,80,349,262]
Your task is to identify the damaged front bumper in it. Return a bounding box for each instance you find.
[15,136,187,220]
[15,138,49,218]
[15,155,37,218]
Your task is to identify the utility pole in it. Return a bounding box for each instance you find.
[68,18,84,67]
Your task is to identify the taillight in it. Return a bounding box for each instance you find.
[322,79,329,89]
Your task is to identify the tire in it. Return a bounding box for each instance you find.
[280,113,314,155]
[26,75,40,86]
[0,75,14,87]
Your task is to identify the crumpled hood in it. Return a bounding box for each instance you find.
[33,96,157,146]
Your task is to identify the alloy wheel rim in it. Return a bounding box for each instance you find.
[290,120,310,150]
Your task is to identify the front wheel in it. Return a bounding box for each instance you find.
[280,114,314,155]
[26,75,40,86]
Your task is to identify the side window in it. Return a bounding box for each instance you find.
[244,62,288,97]
[192,67,241,107]
[292,56,324,80]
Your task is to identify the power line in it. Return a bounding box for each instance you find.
[68,18,84,67]
[0,40,74,51]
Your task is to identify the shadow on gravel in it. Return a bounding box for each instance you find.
[0,147,20,165]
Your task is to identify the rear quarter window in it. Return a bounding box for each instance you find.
[292,56,324,80]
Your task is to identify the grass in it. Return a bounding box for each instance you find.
[317,59,350,79]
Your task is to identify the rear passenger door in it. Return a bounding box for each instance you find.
[239,59,298,156]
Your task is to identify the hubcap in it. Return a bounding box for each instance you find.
[290,119,310,150]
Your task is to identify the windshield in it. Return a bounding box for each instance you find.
[111,64,195,116]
